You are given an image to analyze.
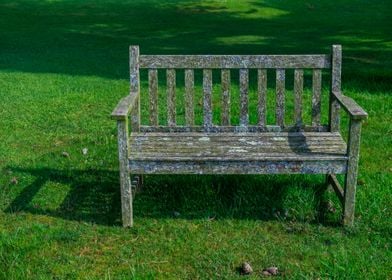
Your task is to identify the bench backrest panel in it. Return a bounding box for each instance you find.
[131,46,340,133]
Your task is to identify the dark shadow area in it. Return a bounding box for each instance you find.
[0,0,391,93]
[4,166,334,226]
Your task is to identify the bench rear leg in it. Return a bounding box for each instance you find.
[343,119,362,226]
[117,119,133,227]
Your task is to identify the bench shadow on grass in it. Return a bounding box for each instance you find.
[5,166,337,226]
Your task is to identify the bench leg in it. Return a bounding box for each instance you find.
[343,119,362,226]
[117,119,133,227]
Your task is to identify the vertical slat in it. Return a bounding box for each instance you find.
[329,45,342,132]
[185,69,194,126]
[203,69,213,129]
[167,69,176,127]
[276,69,285,127]
[257,69,267,127]
[312,69,322,126]
[294,69,303,127]
[148,69,158,126]
[130,45,140,132]
[343,119,362,226]
[221,69,231,125]
[239,69,249,127]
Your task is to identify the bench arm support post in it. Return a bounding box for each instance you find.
[116,117,133,227]
[343,118,362,226]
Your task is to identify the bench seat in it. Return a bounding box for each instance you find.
[128,132,348,174]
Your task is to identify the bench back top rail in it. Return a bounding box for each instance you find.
[130,45,341,133]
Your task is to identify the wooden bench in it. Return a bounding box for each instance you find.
[112,45,367,227]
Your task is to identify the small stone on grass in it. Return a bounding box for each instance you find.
[62,151,70,158]
[10,177,18,185]
[240,262,253,275]
[173,211,181,217]
[82,148,88,155]
[262,266,278,276]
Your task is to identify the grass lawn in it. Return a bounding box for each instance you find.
[0,0,391,278]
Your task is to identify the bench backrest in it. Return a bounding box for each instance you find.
[129,45,341,133]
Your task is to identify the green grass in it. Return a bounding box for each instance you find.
[0,0,391,278]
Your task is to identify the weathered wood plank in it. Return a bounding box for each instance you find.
[257,69,267,127]
[203,69,213,130]
[328,174,344,206]
[139,125,329,133]
[343,119,362,226]
[221,69,231,125]
[140,55,331,69]
[185,69,195,126]
[239,69,249,127]
[111,91,139,120]
[312,69,322,126]
[117,119,133,227]
[167,69,176,127]
[130,45,140,132]
[329,45,341,132]
[129,160,347,175]
[129,132,347,159]
[331,91,368,120]
[276,69,285,127]
[148,69,158,126]
[294,69,303,127]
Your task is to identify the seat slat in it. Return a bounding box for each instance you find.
[294,69,303,127]
[203,69,213,130]
[239,69,249,127]
[257,69,267,127]
[128,132,348,174]
[312,69,322,126]
[276,69,285,127]
[185,69,194,126]
[221,69,231,125]
[166,69,176,127]
[148,69,158,126]
[139,55,331,69]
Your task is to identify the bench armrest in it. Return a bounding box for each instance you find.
[331,90,368,120]
[111,91,139,120]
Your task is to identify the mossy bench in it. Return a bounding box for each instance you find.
[112,45,367,227]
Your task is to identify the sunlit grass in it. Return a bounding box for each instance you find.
[0,0,391,279]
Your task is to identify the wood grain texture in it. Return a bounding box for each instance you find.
[343,119,362,226]
[312,69,322,126]
[276,69,285,127]
[331,91,368,120]
[329,45,341,132]
[203,69,213,130]
[167,69,176,127]
[148,69,158,125]
[128,132,347,174]
[257,69,267,127]
[221,69,231,125]
[117,119,133,227]
[185,69,195,126]
[294,69,303,127]
[140,55,331,69]
[130,45,140,132]
[111,91,139,119]
[129,160,346,175]
[239,69,249,127]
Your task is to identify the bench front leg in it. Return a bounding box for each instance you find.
[117,118,133,227]
[343,118,362,226]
